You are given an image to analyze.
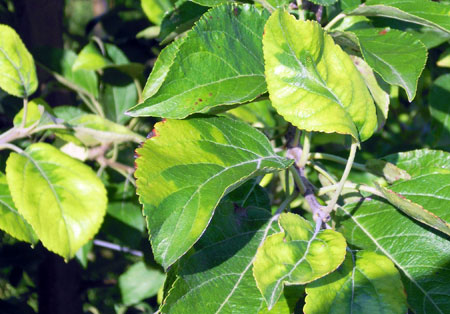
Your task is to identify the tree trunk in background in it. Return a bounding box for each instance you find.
[13,1,83,313]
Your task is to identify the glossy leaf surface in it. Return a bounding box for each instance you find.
[135,116,292,269]
[304,251,407,314]
[5,143,107,259]
[0,172,37,244]
[263,10,376,142]
[351,28,427,101]
[161,199,287,313]
[347,0,450,33]
[253,213,347,309]
[128,4,269,118]
[0,24,38,98]
[339,149,450,314]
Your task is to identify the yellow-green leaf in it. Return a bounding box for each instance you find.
[0,24,38,98]
[0,172,37,244]
[263,10,376,142]
[253,213,347,309]
[304,251,407,314]
[5,143,107,259]
[135,116,292,269]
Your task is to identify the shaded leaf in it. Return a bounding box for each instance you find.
[428,74,450,147]
[347,0,450,33]
[0,172,37,244]
[365,159,411,184]
[158,1,208,42]
[135,116,292,269]
[263,10,376,142]
[161,200,285,313]
[72,41,111,71]
[304,250,407,314]
[119,261,166,306]
[377,183,450,236]
[128,4,269,118]
[5,143,107,259]
[351,56,390,130]
[0,24,38,98]
[339,149,450,313]
[253,213,347,309]
[34,47,98,98]
[141,0,174,25]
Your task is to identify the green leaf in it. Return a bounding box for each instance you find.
[384,149,450,177]
[119,261,166,306]
[263,10,376,142]
[101,68,138,125]
[13,98,44,128]
[34,47,98,98]
[228,99,277,129]
[304,250,407,314]
[338,150,450,313]
[339,202,450,314]
[365,159,411,184]
[53,106,144,146]
[377,183,450,237]
[340,0,361,10]
[253,213,347,309]
[72,41,111,71]
[0,172,37,244]
[5,143,107,259]
[0,24,38,98]
[107,202,145,233]
[161,200,280,313]
[141,38,185,101]
[346,0,450,33]
[127,4,269,118]
[141,0,174,25]
[309,0,338,6]
[429,74,450,147]
[135,116,292,269]
[350,28,427,101]
[191,0,231,6]
[158,1,208,42]
[351,56,390,130]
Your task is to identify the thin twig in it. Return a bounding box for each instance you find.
[93,239,143,257]
[324,12,346,31]
[310,152,366,172]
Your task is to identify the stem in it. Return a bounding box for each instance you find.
[255,0,274,12]
[292,129,301,148]
[298,132,311,168]
[318,182,385,198]
[274,190,299,217]
[310,152,366,172]
[324,12,346,31]
[0,143,25,154]
[93,239,143,257]
[134,78,143,103]
[289,165,306,194]
[324,142,358,214]
[20,98,29,129]
[297,0,305,20]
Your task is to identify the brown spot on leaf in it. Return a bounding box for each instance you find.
[208,92,212,96]
[379,29,388,35]
[198,98,203,102]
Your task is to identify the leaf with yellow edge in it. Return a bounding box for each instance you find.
[253,213,347,309]
[263,10,376,142]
